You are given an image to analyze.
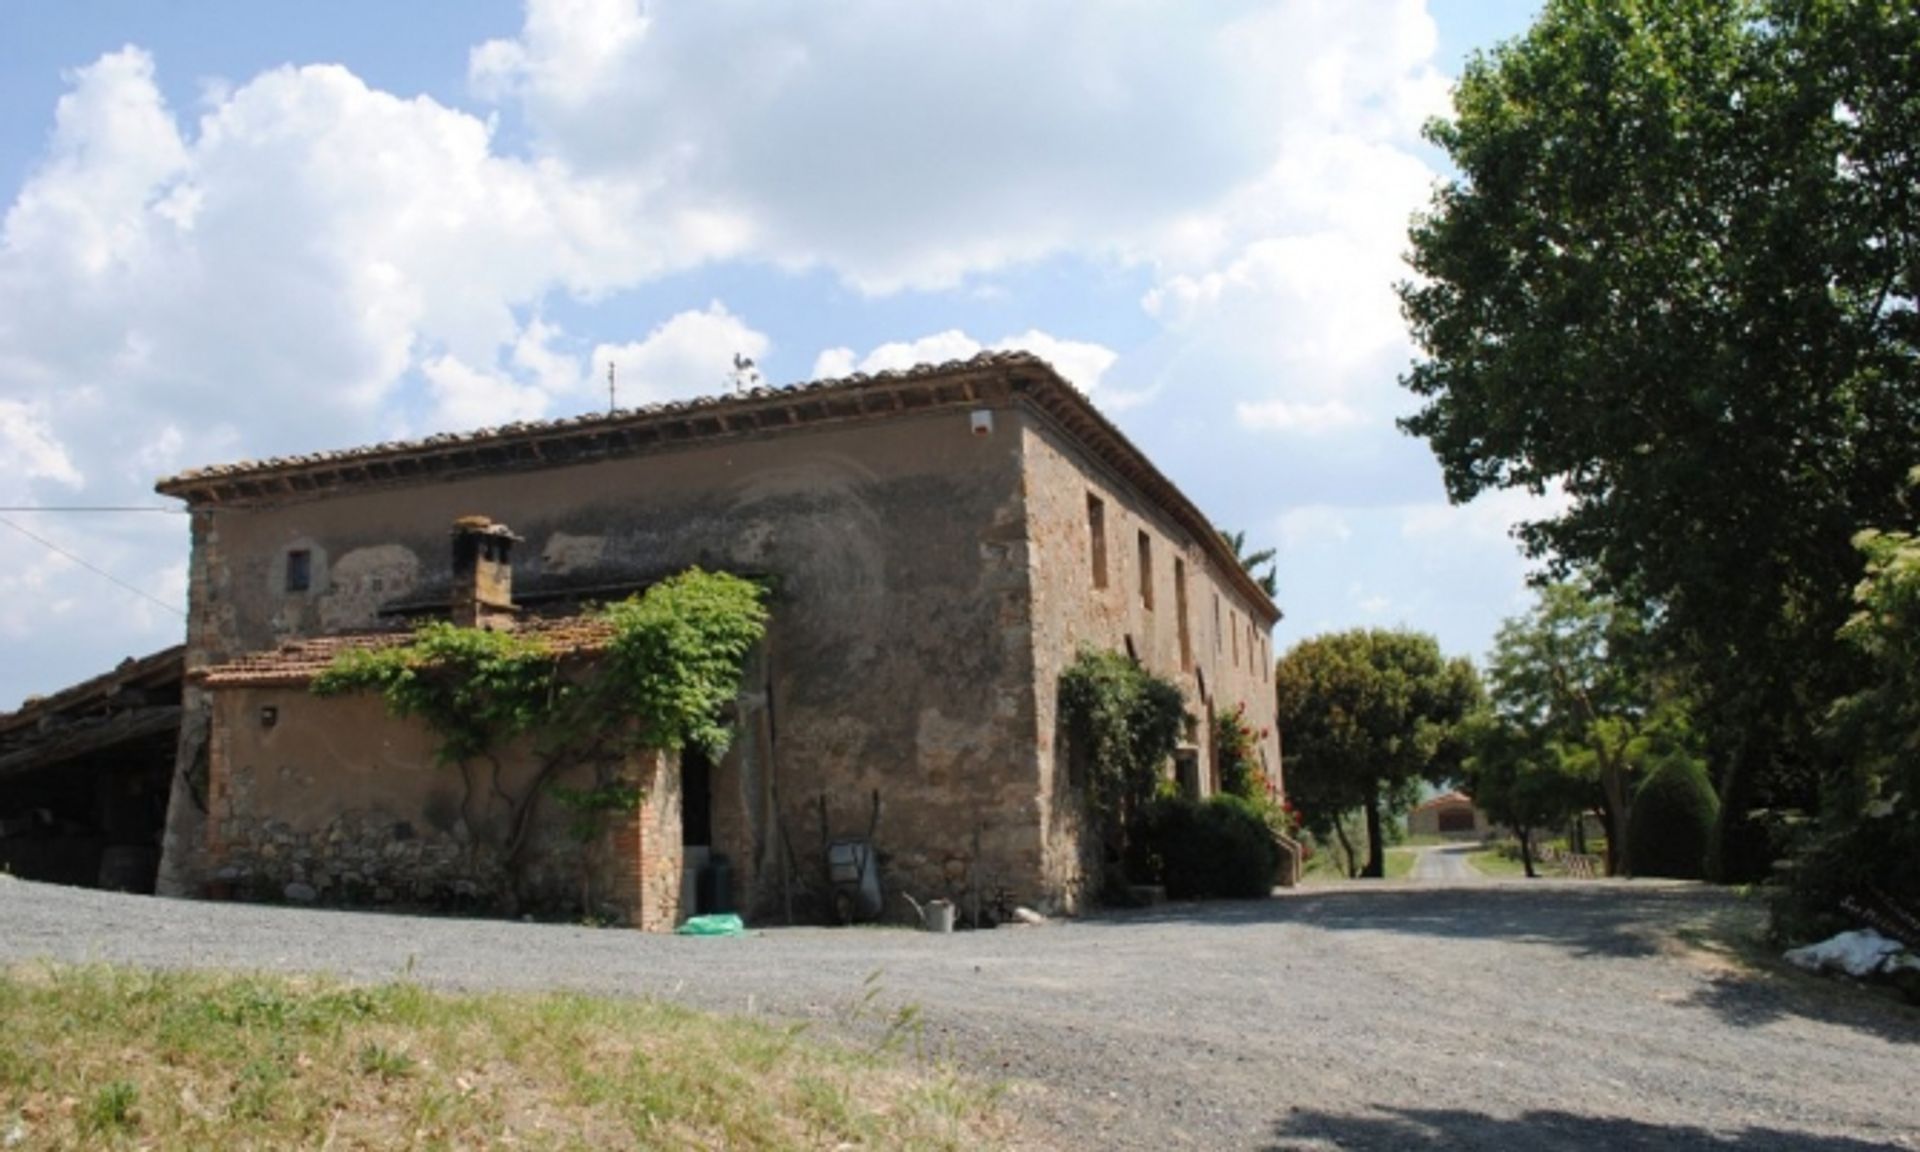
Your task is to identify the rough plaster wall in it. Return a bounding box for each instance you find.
[319,545,420,633]
[155,509,225,898]
[207,687,671,920]
[167,412,1044,921]
[1019,415,1284,904]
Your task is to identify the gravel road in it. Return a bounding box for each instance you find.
[3,874,1916,1150]
[1410,843,1477,882]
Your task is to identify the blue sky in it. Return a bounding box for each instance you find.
[0,1,1543,708]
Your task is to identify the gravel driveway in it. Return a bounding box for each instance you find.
[3,874,1915,1150]
[1410,843,1477,882]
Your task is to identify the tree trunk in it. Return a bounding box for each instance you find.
[1587,735,1631,877]
[1569,814,1587,855]
[1599,755,1629,877]
[1332,815,1362,878]
[1517,826,1537,879]
[1362,787,1385,879]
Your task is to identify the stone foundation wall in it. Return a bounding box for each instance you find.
[204,686,682,927]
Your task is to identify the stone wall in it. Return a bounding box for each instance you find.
[1018,412,1284,905]
[205,685,681,926]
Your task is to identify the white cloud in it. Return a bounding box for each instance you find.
[469,0,1441,295]
[591,303,770,407]
[422,355,550,429]
[1235,398,1364,435]
[811,329,1117,396]
[1399,486,1572,545]
[1275,506,1354,551]
[0,401,83,489]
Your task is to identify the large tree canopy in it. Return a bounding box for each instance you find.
[1400,0,1920,878]
[1275,629,1481,878]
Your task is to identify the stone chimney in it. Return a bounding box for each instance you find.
[450,516,521,630]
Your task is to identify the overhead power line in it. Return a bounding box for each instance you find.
[0,515,187,618]
[0,506,185,513]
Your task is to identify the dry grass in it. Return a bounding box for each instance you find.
[0,964,1021,1150]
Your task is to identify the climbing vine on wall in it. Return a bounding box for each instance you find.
[313,569,768,763]
[1214,704,1270,803]
[311,569,768,889]
[1057,648,1187,863]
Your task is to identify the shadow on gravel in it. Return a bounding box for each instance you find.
[1085,884,1721,961]
[1680,966,1920,1047]
[1268,1106,1908,1151]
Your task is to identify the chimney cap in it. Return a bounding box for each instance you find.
[451,515,522,542]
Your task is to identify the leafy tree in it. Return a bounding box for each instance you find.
[1783,484,1920,938]
[1399,0,1920,881]
[1218,528,1278,598]
[1485,581,1673,874]
[1275,629,1482,877]
[1461,711,1586,878]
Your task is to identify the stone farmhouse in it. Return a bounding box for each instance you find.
[137,351,1281,926]
[1407,791,1492,840]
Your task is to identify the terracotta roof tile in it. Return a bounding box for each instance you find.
[197,616,619,688]
[1412,790,1476,812]
[156,351,1040,490]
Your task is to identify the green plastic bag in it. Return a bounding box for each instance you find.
[675,913,746,936]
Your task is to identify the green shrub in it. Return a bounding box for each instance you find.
[1138,794,1278,899]
[1627,759,1719,879]
[1058,649,1187,870]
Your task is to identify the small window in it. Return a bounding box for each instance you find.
[1087,494,1108,589]
[1230,609,1239,667]
[1137,531,1153,610]
[285,549,311,593]
[1261,636,1270,682]
[1213,593,1222,651]
[1174,558,1192,671]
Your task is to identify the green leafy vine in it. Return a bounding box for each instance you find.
[311,569,768,904]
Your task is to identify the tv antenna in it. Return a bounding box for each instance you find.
[607,361,617,414]
[729,353,762,394]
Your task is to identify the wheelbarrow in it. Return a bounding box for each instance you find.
[820,789,883,924]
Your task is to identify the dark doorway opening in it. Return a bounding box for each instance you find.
[681,746,713,849]
[1438,807,1476,835]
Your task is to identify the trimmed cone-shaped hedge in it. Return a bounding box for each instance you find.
[1628,760,1720,879]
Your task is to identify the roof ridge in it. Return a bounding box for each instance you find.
[157,349,1044,489]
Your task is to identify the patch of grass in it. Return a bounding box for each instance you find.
[1384,848,1417,880]
[1297,848,1416,883]
[82,1080,139,1137]
[1466,849,1532,877]
[0,964,1018,1150]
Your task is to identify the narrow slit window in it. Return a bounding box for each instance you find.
[1174,558,1192,670]
[285,549,311,593]
[1231,609,1239,666]
[1087,494,1108,589]
[1213,593,1222,650]
[1137,531,1153,609]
